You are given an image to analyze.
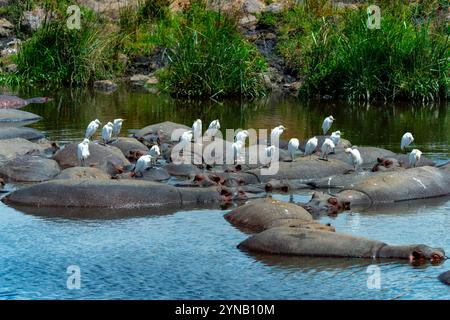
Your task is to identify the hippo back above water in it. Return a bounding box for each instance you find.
[0,95,51,109]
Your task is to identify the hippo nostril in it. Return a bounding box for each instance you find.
[235,164,242,171]
[281,186,289,193]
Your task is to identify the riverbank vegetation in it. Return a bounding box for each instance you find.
[0,0,448,101]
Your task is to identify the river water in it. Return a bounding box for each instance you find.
[0,86,449,299]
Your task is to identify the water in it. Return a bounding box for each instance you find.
[0,86,449,299]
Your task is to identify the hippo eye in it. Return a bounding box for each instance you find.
[411,250,425,260]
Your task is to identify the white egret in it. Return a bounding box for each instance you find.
[77,138,90,167]
[232,140,244,164]
[322,115,335,135]
[401,132,414,152]
[345,147,363,170]
[85,119,101,140]
[270,125,286,145]
[288,138,299,161]
[101,122,114,144]
[134,155,153,177]
[321,138,335,160]
[330,131,341,150]
[180,130,193,147]
[304,137,318,158]
[148,145,161,164]
[409,149,422,167]
[235,130,249,143]
[264,145,276,166]
[205,119,220,140]
[112,118,124,139]
[192,119,202,143]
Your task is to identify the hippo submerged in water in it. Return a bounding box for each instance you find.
[0,95,52,109]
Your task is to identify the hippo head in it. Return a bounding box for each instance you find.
[302,191,350,215]
[372,157,402,172]
[409,245,446,265]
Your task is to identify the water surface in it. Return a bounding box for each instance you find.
[0,87,448,299]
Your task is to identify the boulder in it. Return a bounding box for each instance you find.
[438,271,450,285]
[0,109,42,124]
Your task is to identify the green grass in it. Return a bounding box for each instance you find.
[3,5,122,87]
[158,3,267,98]
[275,0,449,102]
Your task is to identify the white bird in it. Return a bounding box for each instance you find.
[206,119,220,140]
[304,137,318,158]
[112,118,124,139]
[345,147,363,170]
[148,145,161,164]
[192,119,202,143]
[409,149,422,167]
[77,139,90,166]
[180,130,193,147]
[288,138,299,161]
[322,115,335,135]
[264,145,276,166]
[401,132,414,152]
[232,140,244,164]
[330,131,341,150]
[321,138,335,160]
[270,125,286,145]
[134,155,153,177]
[85,119,101,140]
[235,130,249,143]
[101,122,114,144]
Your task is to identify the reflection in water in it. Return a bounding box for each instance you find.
[2,86,448,160]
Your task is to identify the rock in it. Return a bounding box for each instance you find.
[1,39,21,58]
[93,80,117,92]
[239,14,257,26]
[146,76,159,86]
[55,167,110,180]
[53,142,130,174]
[21,7,48,31]
[0,127,44,141]
[243,0,265,14]
[0,109,42,124]
[108,137,148,159]
[238,227,445,262]
[2,179,223,209]
[4,63,17,73]
[0,155,60,182]
[0,18,14,37]
[224,197,314,232]
[264,3,284,14]
[438,271,450,285]
[0,138,43,166]
[129,74,151,86]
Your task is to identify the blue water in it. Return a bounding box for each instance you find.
[0,88,449,299]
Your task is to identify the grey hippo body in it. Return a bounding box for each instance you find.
[0,95,51,109]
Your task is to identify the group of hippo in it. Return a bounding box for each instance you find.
[0,103,449,285]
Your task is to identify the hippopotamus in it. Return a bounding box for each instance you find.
[299,135,352,153]
[371,157,404,172]
[53,142,130,175]
[265,179,311,192]
[329,147,396,168]
[0,127,45,141]
[116,167,171,181]
[246,157,353,183]
[224,198,334,233]
[108,137,149,159]
[305,166,450,214]
[55,167,111,180]
[133,121,190,144]
[238,227,445,263]
[438,271,450,285]
[0,109,42,124]
[0,138,44,166]
[2,179,228,210]
[0,95,51,109]
[164,163,202,178]
[0,155,60,182]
